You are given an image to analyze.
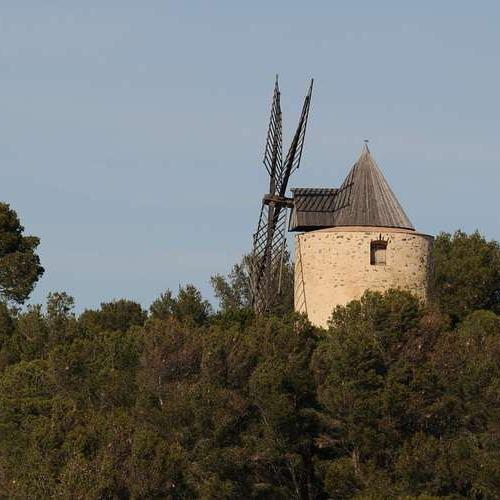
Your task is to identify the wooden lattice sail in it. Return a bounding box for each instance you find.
[250,77,313,314]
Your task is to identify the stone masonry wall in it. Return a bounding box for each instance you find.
[294,226,434,328]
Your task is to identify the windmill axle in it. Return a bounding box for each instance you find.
[262,194,294,208]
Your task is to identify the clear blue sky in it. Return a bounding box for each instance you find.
[1,2,499,311]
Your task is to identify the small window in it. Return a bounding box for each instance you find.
[370,241,387,266]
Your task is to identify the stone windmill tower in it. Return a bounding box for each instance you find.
[289,143,433,327]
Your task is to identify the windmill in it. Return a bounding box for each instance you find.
[250,77,313,313]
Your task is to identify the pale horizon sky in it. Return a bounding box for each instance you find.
[1,2,499,311]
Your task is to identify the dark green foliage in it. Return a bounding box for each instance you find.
[0,202,44,304]
[211,254,253,312]
[150,284,212,325]
[80,298,147,333]
[211,252,294,315]
[0,302,15,369]
[2,230,500,497]
[313,290,500,498]
[433,230,500,321]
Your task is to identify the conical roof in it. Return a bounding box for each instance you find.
[331,144,414,230]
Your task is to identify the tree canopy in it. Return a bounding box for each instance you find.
[0,203,44,304]
[0,226,499,498]
[432,230,500,321]
[211,252,294,316]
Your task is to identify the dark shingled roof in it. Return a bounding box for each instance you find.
[289,145,414,231]
[290,188,338,229]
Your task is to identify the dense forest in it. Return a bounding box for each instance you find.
[1,202,500,499]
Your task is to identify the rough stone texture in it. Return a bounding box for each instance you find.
[294,226,434,328]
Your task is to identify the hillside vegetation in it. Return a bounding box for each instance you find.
[0,223,500,498]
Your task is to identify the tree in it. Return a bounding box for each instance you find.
[0,302,15,369]
[433,230,500,321]
[46,292,78,344]
[211,254,253,312]
[312,289,500,498]
[0,203,44,304]
[80,299,147,333]
[211,252,294,315]
[3,227,500,498]
[149,285,212,326]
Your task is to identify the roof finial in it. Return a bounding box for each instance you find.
[363,139,370,154]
